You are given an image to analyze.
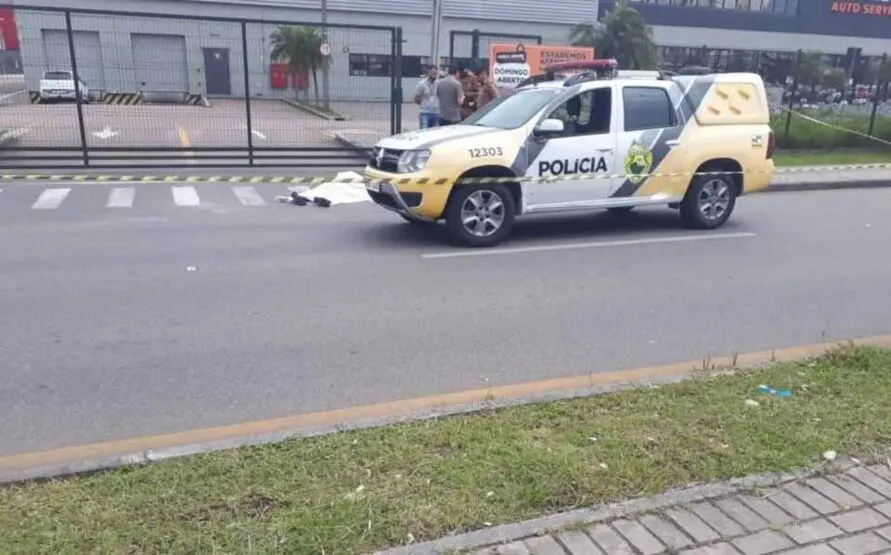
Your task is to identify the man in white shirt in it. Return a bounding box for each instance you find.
[414,65,441,128]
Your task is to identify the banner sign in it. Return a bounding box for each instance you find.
[488,43,595,90]
[830,1,891,16]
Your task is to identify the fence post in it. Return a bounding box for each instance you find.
[783,49,802,142]
[471,29,480,69]
[389,27,396,135]
[240,21,254,166]
[393,26,404,135]
[320,0,331,111]
[868,53,887,138]
[64,11,89,168]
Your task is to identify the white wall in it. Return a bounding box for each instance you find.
[13,1,581,102]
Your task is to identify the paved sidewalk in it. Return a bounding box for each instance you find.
[377,460,891,555]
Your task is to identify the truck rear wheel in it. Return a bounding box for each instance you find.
[445,184,516,247]
[680,173,737,229]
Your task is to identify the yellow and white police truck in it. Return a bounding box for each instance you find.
[364,59,776,248]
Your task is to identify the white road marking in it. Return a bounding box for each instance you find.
[106,187,135,208]
[0,90,27,103]
[171,186,201,206]
[231,186,265,206]
[251,129,267,140]
[92,126,119,140]
[420,232,757,259]
[31,188,71,210]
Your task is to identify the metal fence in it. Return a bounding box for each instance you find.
[0,5,405,169]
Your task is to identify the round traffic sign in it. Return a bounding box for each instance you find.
[319,42,332,56]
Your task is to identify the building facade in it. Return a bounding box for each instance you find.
[7,0,888,103]
[7,0,597,102]
[600,0,891,77]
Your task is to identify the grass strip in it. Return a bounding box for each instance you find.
[775,148,891,167]
[2,346,891,554]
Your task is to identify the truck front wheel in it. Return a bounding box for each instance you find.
[445,184,516,247]
[679,173,737,229]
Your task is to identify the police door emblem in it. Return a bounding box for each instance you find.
[624,141,653,185]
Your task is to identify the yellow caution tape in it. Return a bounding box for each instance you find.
[0,163,889,186]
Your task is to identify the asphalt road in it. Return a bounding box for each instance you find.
[1,185,890,456]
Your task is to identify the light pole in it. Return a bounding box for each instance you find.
[429,0,442,72]
[321,0,330,110]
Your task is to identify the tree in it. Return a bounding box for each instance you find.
[791,51,825,102]
[821,68,846,93]
[570,2,657,70]
[269,26,330,107]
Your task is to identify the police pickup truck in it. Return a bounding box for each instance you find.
[364,59,775,248]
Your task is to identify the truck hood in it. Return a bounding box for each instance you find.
[375,124,504,151]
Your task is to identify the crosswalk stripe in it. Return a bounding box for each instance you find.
[31,188,71,210]
[231,186,265,206]
[171,186,200,206]
[106,187,135,208]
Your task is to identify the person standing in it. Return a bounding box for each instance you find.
[460,67,480,119]
[437,66,465,126]
[414,65,440,129]
[475,68,498,110]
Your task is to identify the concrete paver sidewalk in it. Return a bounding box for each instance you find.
[377,460,891,555]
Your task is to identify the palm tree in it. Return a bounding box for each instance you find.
[269,26,330,107]
[570,2,657,70]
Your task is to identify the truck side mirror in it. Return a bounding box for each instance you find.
[534,118,565,137]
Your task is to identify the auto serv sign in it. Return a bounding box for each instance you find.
[830,0,891,15]
[488,43,595,91]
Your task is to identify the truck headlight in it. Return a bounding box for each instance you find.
[397,150,431,174]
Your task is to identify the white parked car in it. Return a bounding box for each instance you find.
[39,70,90,103]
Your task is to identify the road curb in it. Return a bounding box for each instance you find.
[765,179,891,193]
[333,131,373,162]
[3,335,891,487]
[280,98,346,121]
[333,131,372,151]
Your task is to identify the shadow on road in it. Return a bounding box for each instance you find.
[354,206,752,251]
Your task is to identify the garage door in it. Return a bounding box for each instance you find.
[131,33,188,93]
[41,29,105,90]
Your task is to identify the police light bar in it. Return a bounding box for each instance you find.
[542,59,619,74]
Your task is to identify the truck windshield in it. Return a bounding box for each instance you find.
[44,72,72,80]
[462,88,561,130]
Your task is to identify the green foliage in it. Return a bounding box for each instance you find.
[570,2,657,70]
[269,26,330,105]
[773,112,891,149]
[791,51,824,88]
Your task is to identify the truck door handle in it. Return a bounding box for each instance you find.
[666,140,681,147]
[595,147,613,152]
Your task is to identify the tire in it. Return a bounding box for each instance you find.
[445,183,516,247]
[679,172,737,230]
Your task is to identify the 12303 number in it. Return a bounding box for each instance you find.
[468,147,503,158]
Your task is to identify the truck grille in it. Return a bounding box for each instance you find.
[369,147,403,173]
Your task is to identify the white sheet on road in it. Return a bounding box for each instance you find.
[289,171,370,206]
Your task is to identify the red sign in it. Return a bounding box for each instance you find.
[0,7,20,50]
[830,1,891,16]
